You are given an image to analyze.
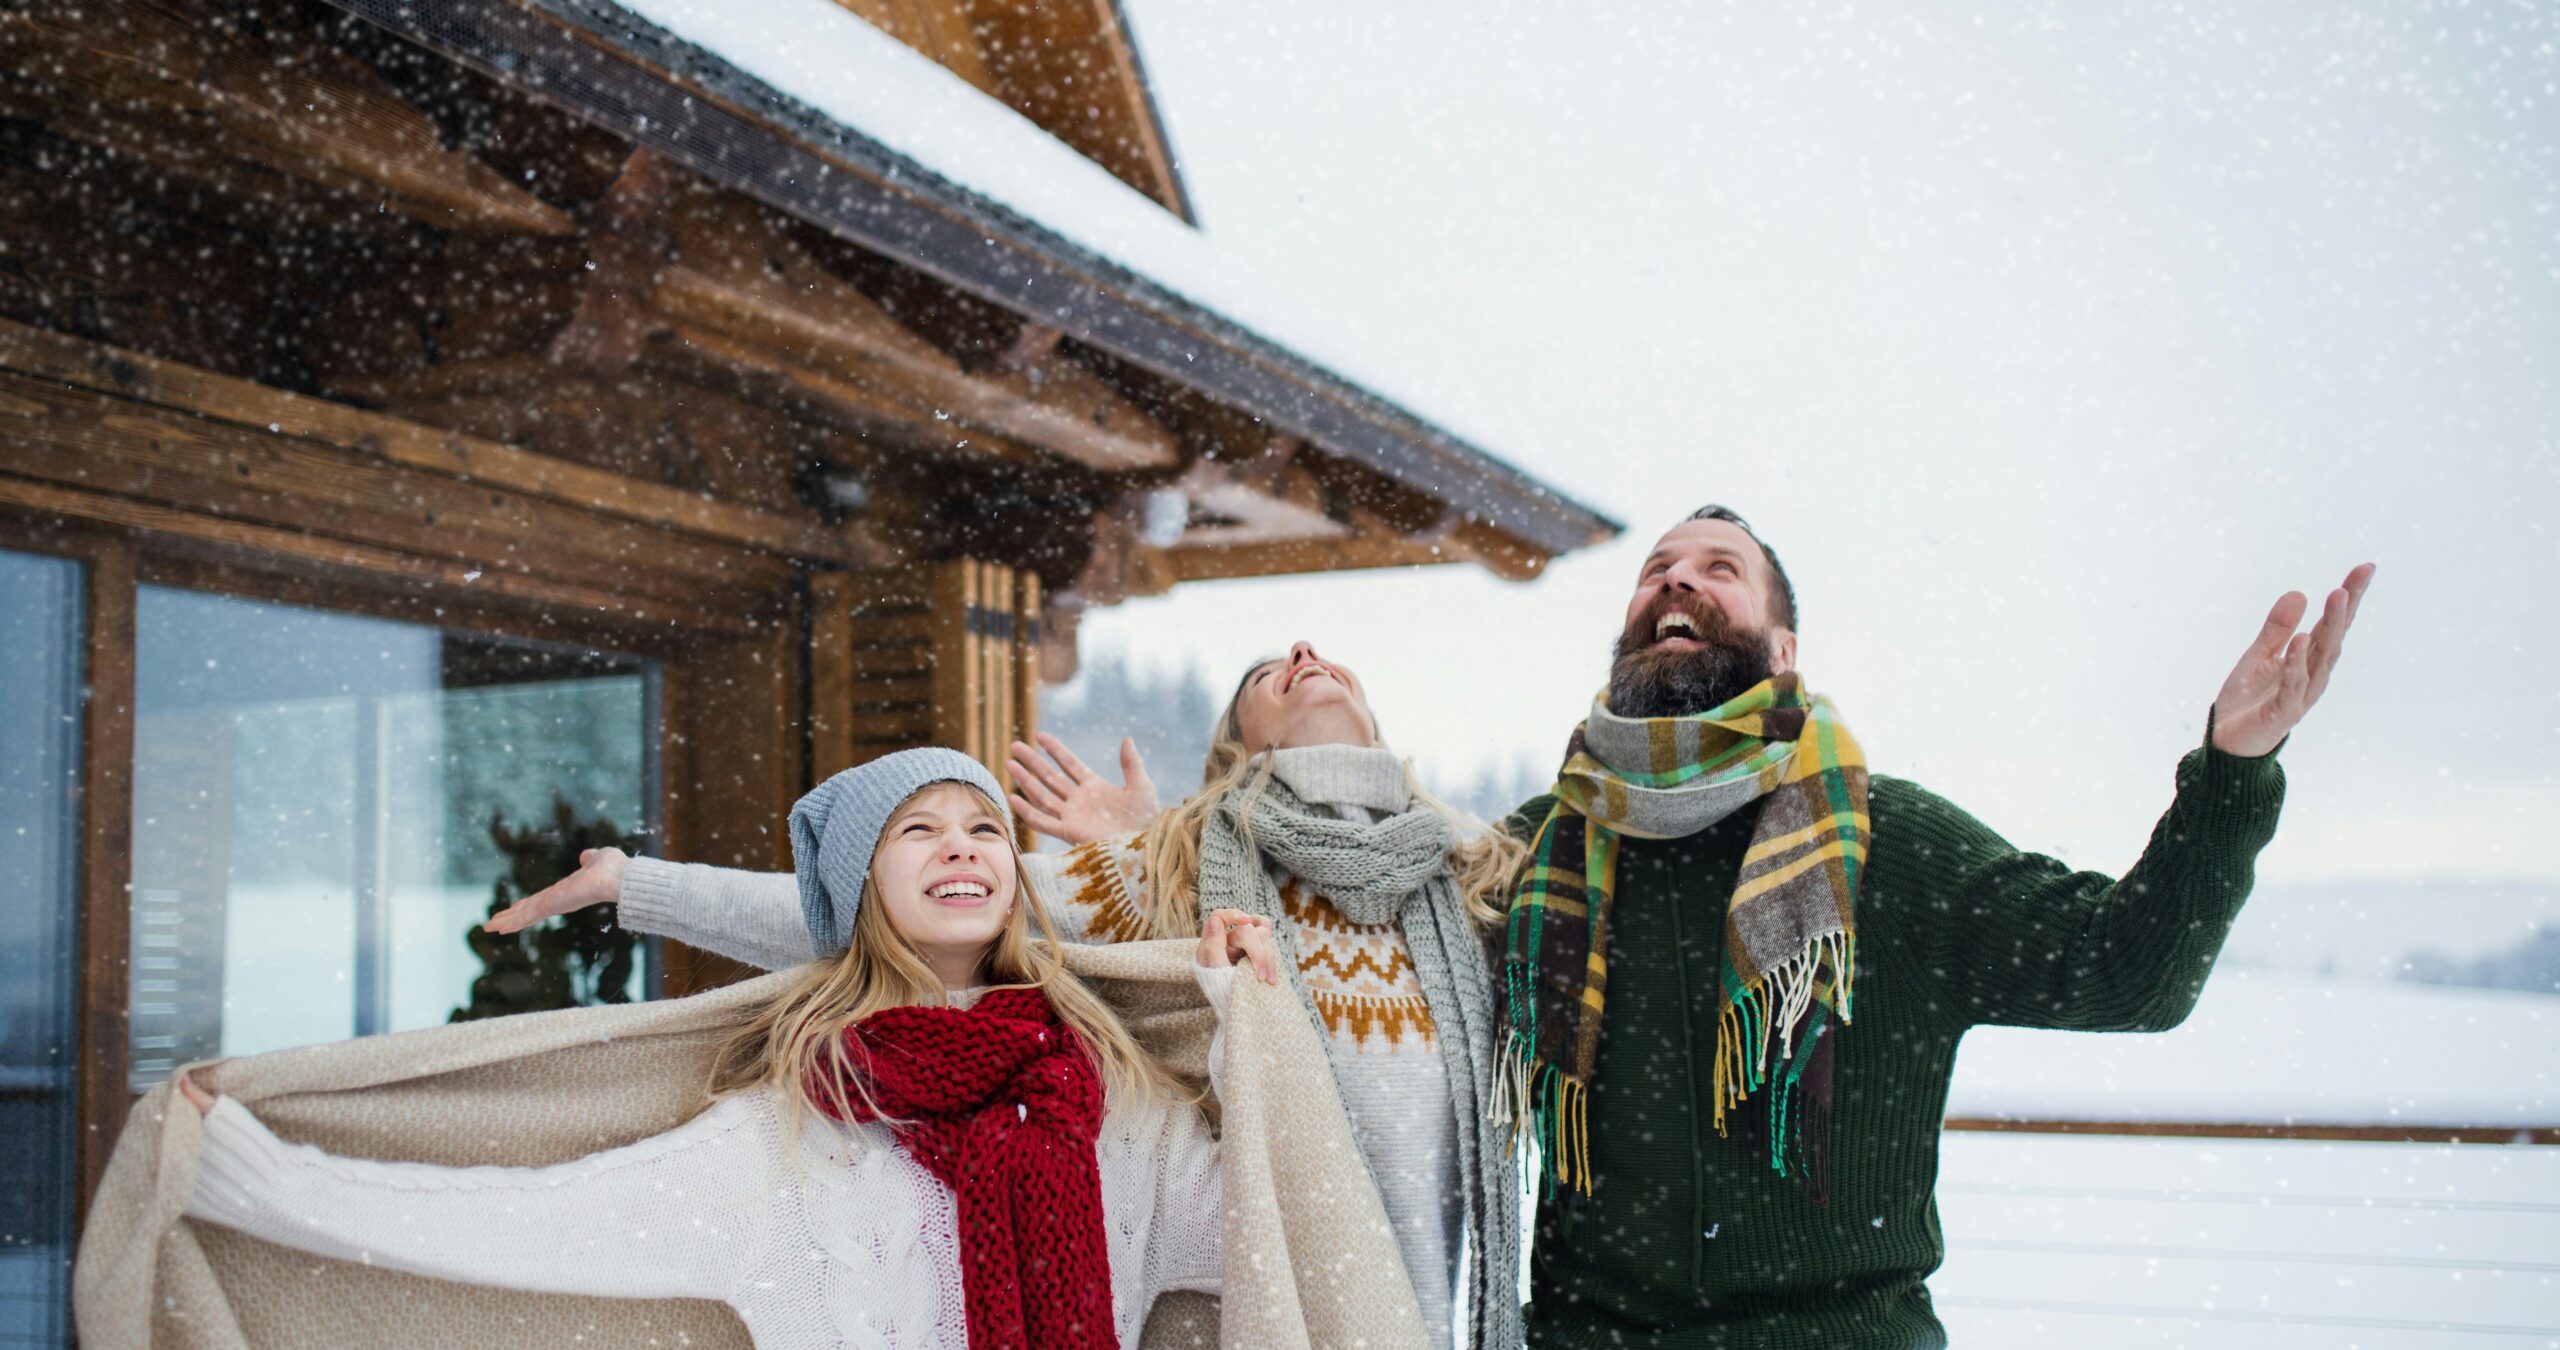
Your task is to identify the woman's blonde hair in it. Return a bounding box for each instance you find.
[1134,657,1530,939]
[710,782,1176,1124]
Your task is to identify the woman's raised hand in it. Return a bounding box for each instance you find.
[1007,732,1160,845]
[482,847,629,934]
[1198,908,1281,985]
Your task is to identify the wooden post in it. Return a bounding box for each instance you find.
[977,560,1010,774]
[924,561,982,761]
[1010,569,1042,844]
[658,607,801,998]
[76,540,136,1214]
[807,570,859,782]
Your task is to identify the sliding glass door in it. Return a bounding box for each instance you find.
[129,586,659,1088]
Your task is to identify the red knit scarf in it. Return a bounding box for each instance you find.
[809,986,1116,1350]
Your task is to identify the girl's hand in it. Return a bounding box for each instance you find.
[1198,908,1280,985]
[176,1069,215,1117]
[483,847,628,933]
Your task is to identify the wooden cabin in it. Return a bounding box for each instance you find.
[0,0,1616,1338]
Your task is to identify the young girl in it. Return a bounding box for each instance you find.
[177,748,1277,1350]
[490,646,1528,1350]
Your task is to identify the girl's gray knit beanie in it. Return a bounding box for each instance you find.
[789,747,1011,957]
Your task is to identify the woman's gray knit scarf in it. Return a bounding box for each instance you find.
[1198,770,1522,1350]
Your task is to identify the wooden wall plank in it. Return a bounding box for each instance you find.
[848,642,934,681]
[0,476,752,633]
[661,612,801,995]
[0,318,864,565]
[0,372,791,602]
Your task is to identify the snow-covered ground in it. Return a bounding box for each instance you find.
[1936,1132,2560,1349]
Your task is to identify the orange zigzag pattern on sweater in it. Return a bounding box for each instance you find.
[1278,879,1394,936]
[1059,839,1154,945]
[1056,846,1437,1048]
[1297,946,1417,986]
[1306,988,1436,1049]
[1280,881,1436,1047]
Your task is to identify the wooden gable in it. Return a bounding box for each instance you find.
[825,0,1191,218]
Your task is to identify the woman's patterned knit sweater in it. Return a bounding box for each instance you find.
[616,744,1473,1348]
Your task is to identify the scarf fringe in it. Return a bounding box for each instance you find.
[1494,1031,1592,1196]
[1499,929,1851,1193]
[1711,930,1853,1173]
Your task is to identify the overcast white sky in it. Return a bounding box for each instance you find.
[1067,0,2559,889]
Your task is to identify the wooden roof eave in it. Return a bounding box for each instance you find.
[312,0,1622,568]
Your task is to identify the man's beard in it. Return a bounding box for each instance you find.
[1607,600,1776,719]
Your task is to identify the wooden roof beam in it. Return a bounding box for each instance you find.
[643,323,1048,468]
[995,322,1066,376]
[654,212,1180,473]
[1169,438,1347,548]
[1153,490,1555,584]
[0,0,572,236]
[1158,535,1459,585]
[549,150,680,373]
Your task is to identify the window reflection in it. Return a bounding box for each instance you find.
[0,550,81,1349]
[131,587,657,1089]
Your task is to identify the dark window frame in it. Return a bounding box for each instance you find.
[0,511,804,1220]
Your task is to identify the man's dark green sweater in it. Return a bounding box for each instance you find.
[1509,742,2286,1349]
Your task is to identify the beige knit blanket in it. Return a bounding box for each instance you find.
[74,939,1428,1350]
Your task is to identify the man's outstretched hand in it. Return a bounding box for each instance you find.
[1008,731,1159,845]
[2211,563,2376,758]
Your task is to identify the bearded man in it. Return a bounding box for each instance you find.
[1499,505,2374,1349]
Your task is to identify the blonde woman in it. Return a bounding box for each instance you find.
[494,645,1530,1350]
[177,749,1278,1350]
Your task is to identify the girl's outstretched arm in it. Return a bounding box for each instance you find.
[483,839,1106,970]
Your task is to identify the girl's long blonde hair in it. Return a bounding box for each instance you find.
[710,782,1176,1124]
[1134,658,1531,940]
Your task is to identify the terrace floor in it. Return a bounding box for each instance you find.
[1937,1132,2560,1348]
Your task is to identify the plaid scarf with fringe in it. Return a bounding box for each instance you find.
[1498,674,1868,1199]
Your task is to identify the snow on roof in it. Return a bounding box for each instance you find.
[1949,968,2558,1129]
[603,0,1513,463]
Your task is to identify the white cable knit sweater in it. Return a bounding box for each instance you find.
[184,974,1233,1350]
[616,745,1479,1349]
